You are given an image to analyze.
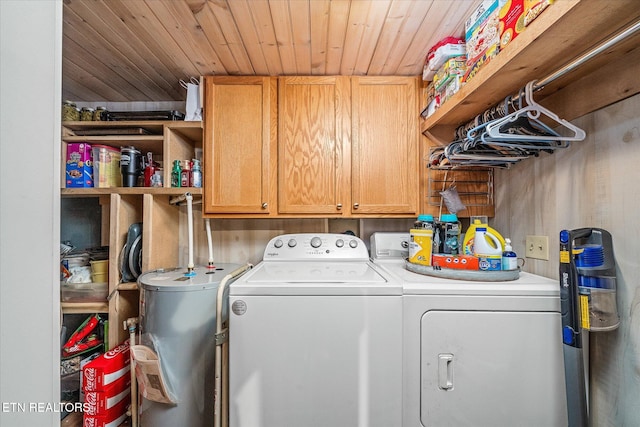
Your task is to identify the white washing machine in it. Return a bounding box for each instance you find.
[228,233,402,427]
[370,232,568,427]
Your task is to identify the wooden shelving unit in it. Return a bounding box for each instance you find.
[60,120,203,347]
[422,0,640,142]
[419,0,640,218]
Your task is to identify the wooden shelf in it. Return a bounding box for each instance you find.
[62,120,202,140]
[421,0,640,140]
[61,187,202,196]
[61,301,109,314]
[117,282,139,291]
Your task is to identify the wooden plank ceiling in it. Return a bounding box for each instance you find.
[62,0,480,102]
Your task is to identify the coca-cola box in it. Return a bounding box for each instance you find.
[82,339,130,392]
[82,397,129,427]
[83,373,131,416]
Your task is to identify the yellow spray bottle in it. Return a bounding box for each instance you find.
[462,219,506,255]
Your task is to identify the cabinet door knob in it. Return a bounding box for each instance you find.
[353,203,359,209]
[261,202,268,209]
[336,203,342,210]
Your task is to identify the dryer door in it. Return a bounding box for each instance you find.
[421,310,567,426]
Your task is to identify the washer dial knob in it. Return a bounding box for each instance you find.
[310,237,322,248]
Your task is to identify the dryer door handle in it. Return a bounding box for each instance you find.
[438,353,454,390]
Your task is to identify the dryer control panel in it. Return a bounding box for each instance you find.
[263,233,369,261]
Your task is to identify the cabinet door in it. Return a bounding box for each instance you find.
[203,77,277,215]
[351,77,419,215]
[421,310,566,426]
[278,76,351,215]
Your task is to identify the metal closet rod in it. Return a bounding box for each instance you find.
[534,18,640,90]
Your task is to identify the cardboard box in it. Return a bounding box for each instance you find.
[433,56,467,91]
[66,143,93,188]
[82,340,130,392]
[82,397,128,427]
[499,0,554,48]
[83,372,131,416]
[464,0,502,83]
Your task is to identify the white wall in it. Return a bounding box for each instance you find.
[0,1,61,426]
[492,93,640,426]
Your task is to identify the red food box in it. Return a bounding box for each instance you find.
[83,372,131,416]
[82,396,129,427]
[82,340,130,392]
[499,0,554,48]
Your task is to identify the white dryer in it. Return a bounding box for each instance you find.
[228,233,402,427]
[371,232,568,427]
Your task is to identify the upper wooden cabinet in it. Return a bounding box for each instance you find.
[202,76,277,215]
[350,77,419,216]
[278,76,420,217]
[203,75,420,218]
[278,76,351,215]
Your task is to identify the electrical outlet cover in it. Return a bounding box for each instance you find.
[525,235,549,260]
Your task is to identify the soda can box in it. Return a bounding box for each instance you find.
[83,372,131,416]
[66,143,93,188]
[82,339,130,392]
[82,396,128,427]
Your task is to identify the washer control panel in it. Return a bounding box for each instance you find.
[263,233,368,261]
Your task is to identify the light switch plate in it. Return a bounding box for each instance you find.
[525,235,549,260]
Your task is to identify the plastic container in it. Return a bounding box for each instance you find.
[409,228,434,266]
[90,259,108,274]
[473,227,502,271]
[437,213,461,255]
[463,218,505,255]
[502,238,518,270]
[191,159,202,188]
[171,160,181,187]
[61,281,108,302]
[92,145,122,187]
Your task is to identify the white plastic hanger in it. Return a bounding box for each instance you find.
[485,80,586,142]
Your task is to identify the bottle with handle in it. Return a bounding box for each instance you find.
[473,227,502,270]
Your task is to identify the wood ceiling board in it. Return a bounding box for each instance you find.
[235,0,283,76]
[310,0,331,75]
[65,0,182,100]
[368,0,422,75]
[146,0,226,75]
[351,0,392,75]
[61,0,485,102]
[289,0,313,75]
[325,0,351,76]
[269,0,298,74]
[185,0,244,76]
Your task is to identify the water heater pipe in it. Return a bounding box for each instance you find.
[124,317,139,427]
[206,219,215,267]
[185,193,195,274]
[214,263,253,427]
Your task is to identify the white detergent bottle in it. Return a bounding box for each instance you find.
[502,238,518,270]
[473,227,502,271]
